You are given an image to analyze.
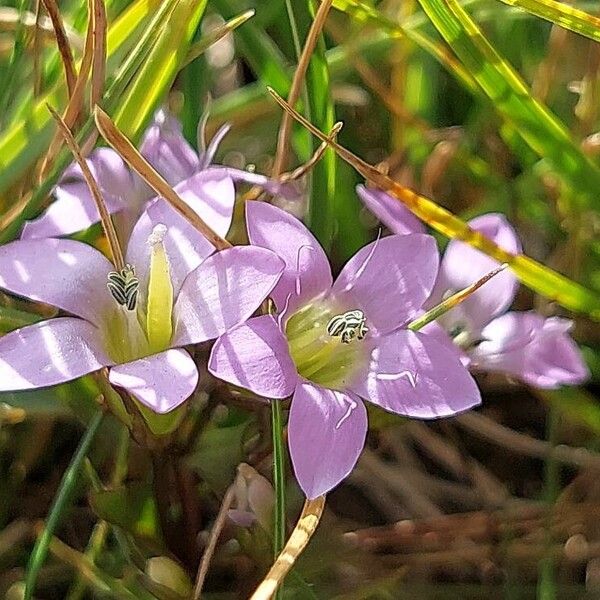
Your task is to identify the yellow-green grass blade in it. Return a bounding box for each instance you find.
[267,88,600,318]
[0,0,208,242]
[416,0,600,210]
[495,0,600,43]
[0,0,164,197]
[113,0,208,138]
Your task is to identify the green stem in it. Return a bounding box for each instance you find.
[270,399,286,599]
[24,409,105,600]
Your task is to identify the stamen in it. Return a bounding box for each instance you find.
[107,264,139,311]
[327,309,369,344]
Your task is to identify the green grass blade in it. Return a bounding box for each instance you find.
[288,1,338,251]
[113,0,208,137]
[24,409,104,600]
[0,0,166,198]
[416,0,600,210]
[496,0,600,43]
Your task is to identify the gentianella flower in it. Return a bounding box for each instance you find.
[0,195,284,414]
[21,110,294,240]
[356,186,589,388]
[209,202,481,499]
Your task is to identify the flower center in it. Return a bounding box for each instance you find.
[102,224,174,363]
[285,301,369,389]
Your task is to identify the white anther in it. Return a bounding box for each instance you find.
[147,223,167,246]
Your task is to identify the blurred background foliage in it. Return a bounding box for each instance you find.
[0,0,599,598]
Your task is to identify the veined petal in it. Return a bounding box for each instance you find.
[332,234,439,333]
[173,246,284,345]
[430,213,521,332]
[125,171,235,299]
[208,315,297,399]
[288,382,367,499]
[357,185,426,235]
[471,312,589,388]
[140,109,199,187]
[0,317,111,390]
[109,348,198,414]
[351,329,481,418]
[21,148,133,239]
[0,238,114,326]
[246,201,332,312]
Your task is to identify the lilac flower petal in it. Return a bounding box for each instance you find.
[140,110,199,187]
[0,238,114,326]
[109,348,198,413]
[0,317,112,390]
[357,185,426,235]
[430,213,521,332]
[332,234,439,333]
[288,382,367,499]
[126,171,235,298]
[421,320,471,367]
[471,312,589,388]
[198,123,231,170]
[246,201,332,312]
[351,329,481,418]
[174,246,284,345]
[21,148,133,239]
[208,315,297,398]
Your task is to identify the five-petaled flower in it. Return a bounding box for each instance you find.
[357,186,589,388]
[209,202,481,499]
[0,194,284,414]
[21,109,295,240]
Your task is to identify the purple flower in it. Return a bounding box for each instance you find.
[356,185,589,389]
[21,110,296,240]
[357,185,426,235]
[0,196,284,414]
[428,215,589,388]
[209,202,480,499]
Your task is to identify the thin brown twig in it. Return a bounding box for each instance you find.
[38,0,95,181]
[32,0,43,96]
[40,0,76,96]
[192,484,235,599]
[271,0,334,177]
[90,0,106,110]
[48,105,124,270]
[94,106,232,252]
[456,411,600,470]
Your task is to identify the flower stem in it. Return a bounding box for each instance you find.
[270,398,286,599]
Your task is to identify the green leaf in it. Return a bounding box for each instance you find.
[90,482,160,540]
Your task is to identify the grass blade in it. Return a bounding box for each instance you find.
[24,409,104,600]
[496,0,600,43]
[267,88,600,318]
[416,0,600,210]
